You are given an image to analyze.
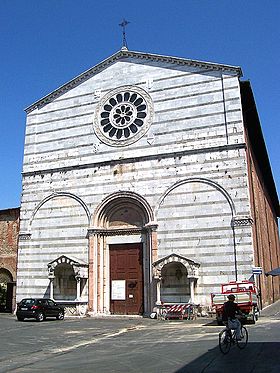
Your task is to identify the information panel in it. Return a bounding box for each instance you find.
[111,280,126,300]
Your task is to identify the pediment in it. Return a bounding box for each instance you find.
[48,255,87,268]
[153,253,200,279]
[47,255,88,279]
[153,253,199,268]
[25,49,242,114]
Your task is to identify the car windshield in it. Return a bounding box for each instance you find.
[20,299,37,305]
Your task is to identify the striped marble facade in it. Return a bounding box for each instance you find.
[17,50,254,314]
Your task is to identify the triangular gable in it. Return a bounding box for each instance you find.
[47,255,88,279]
[48,255,87,268]
[25,49,242,114]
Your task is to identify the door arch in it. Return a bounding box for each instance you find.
[0,268,14,313]
[88,191,157,315]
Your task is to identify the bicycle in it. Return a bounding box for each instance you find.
[219,324,248,354]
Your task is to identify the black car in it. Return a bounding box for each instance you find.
[16,298,65,322]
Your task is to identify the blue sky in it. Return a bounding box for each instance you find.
[0,0,279,210]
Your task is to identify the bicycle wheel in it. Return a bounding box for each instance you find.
[219,329,231,354]
[237,326,248,349]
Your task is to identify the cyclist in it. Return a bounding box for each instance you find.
[222,294,243,340]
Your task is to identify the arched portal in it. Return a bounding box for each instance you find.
[0,268,15,313]
[88,191,157,316]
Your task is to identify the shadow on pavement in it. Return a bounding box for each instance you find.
[202,319,256,327]
[174,342,280,373]
[202,319,219,326]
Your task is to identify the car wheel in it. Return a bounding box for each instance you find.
[217,318,224,326]
[17,317,24,321]
[56,311,64,320]
[36,312,44,322]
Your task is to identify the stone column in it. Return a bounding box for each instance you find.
[97,236,104,313]
[189,278,195,303]
[103,239,110,314]
[156,278,161,305]
[48,264,55,300]
[151,229,158,263]
[76,277,81,300]
[49,277,54,299]
[145,223,158,314]
[87,230,98,313]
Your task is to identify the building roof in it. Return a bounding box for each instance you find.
[0,207,20,215]
[240,81,280,217]
[25,49,242,114]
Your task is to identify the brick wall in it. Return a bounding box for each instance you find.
[241,81,280,308]
[246,141,280,307]
[0,208,20,280]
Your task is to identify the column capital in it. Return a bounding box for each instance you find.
[19,232,32,241]
[231,216,253,227]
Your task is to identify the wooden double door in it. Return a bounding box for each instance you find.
[110,243,144,315]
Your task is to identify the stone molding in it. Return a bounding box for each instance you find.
[156,176,237,217]
[25,49,242,114]
[144,223,158,232]
[93,190,155,228]
[22,143,246,177]
[29,192,91,230]
[87,227,145,237]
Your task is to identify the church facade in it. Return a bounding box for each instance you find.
[17,50,279,316]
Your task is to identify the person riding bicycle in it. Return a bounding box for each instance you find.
[222,294,243,340]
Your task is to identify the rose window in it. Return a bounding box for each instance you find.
[94,86,153,147]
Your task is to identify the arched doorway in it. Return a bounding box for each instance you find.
[88,191,157,315]
[107,200,147,314]
[0,268,15,313]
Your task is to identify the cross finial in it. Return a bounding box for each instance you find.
[119,18,130,50]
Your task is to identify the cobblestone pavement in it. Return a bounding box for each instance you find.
[0,300,279,373]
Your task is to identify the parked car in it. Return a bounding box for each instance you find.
[16,298,65,322]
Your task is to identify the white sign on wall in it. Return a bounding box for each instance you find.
[111,280,126,300]
[252,267,262,275]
